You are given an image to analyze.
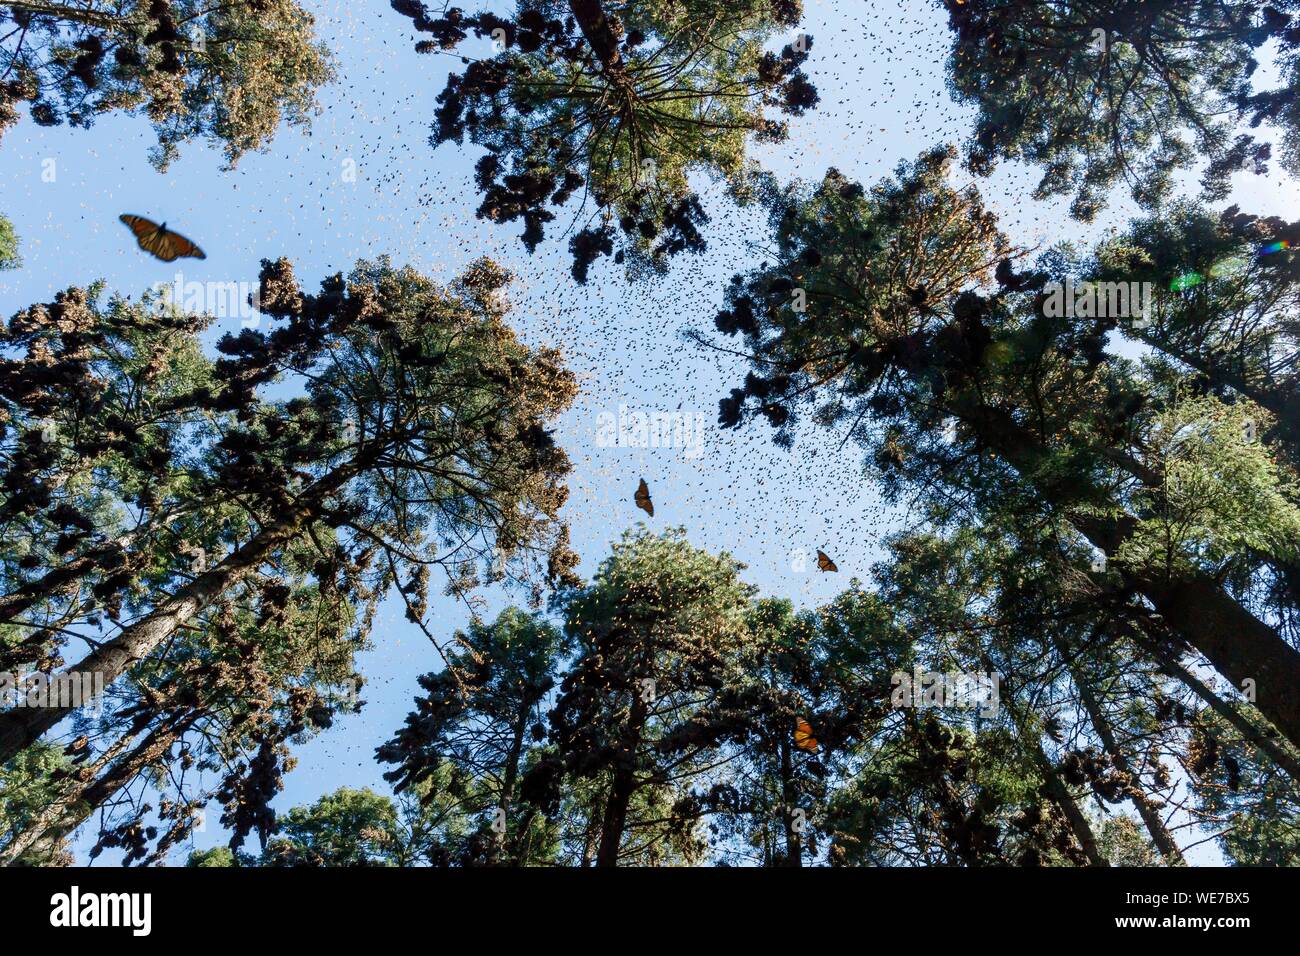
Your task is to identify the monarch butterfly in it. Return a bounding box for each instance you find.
[119,214,206,262]
[816,549,838,573]
[634,477,654,517]
[795,718,819,752]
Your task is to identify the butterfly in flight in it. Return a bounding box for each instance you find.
[119,214,206,262]
[634,478,654,517]
[795,718,819,753]
[816,549,838,572]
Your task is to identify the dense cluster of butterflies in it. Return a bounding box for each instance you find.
[81,3,1003,773]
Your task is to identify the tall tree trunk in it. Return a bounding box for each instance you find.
[491,711,528,865]
[1034,742,1109,866]
[1060,647,1184,863]
[0,454,371,765]
[595,765,635,867]
[778,735,802,867]
[595,691,648,867]
[961,401,1300,752]
[579,816,599,867]
[568,0,625,75]
[995,674,1108,866]
[511,806,539,867]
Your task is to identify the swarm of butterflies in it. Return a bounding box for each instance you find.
[119,217,832,760]
[635,476,836,570]
[634,476,837,567]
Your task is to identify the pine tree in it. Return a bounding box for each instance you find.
[940,0,1289,220]
[379,607,565,865]
[1089,202,1300,467]
[1,0,334,169]
[711,148,1300,754]
[390,0,817,281]
[695,592,902,866]
[0,214,18,270]
[522,528,755,865]
[0,256,580,860]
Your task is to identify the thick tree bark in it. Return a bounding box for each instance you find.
[568,0,625,75]
[0,456,369,765]
[595,764,635,867]
[1122,564,1300,751]
[960,401,1300,752]
[579,818,599,867]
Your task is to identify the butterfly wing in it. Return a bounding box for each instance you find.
[120,213,160,255]
[140,230,176,261]
[635,478,654,517]
[795,718,819,752]
[119,214,206,262]
[817,549,838,573]
[157,229,205,262]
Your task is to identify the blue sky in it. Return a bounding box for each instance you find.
[2,0,1295,864]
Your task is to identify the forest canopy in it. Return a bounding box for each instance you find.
[1,0,1298,870]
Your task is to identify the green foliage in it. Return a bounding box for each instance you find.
[0,743,76,865]
[524,527,757,865]
[8,2,1300,870]
[1187,711,1300,865]
[1123,392,1300,571]
[261,787,399,866]
[698,592,904,865]
[393,0,817,280]
[186,846,241,867]
[713,149,1300,867]
[1096,815,1160,866]
[379,607,565,865]
[828,719,1060,866]
[0,0,334,169]
[714,146,1011,444]
[1090,202,1300,464]
[0,214,18,270]
[0,256,579,863]
[241,776,487,866]
[941,0,1284,219]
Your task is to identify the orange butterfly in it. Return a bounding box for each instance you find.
[119,214,206,262]
[634,477,654,517]
[795,718,819,752]
[816,549,838,572]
